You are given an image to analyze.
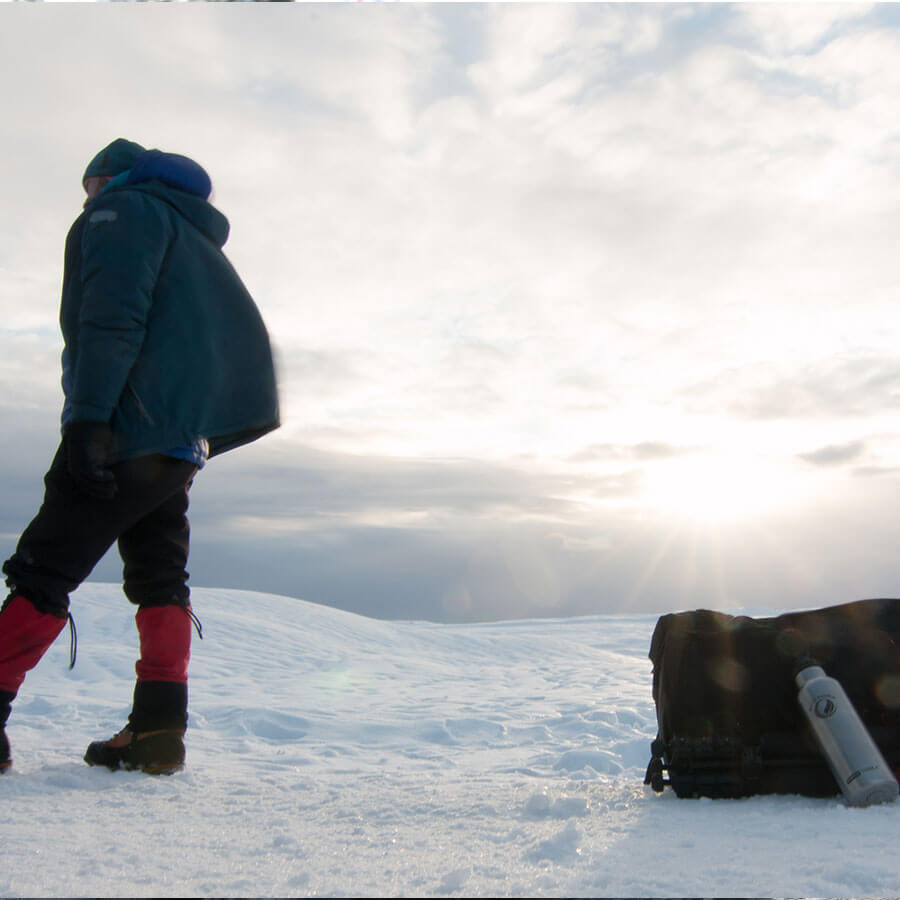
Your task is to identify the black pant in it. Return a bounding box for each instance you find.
[3,439,198,617]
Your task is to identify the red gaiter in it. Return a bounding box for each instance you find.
[0,596,67,694]
[135,606,192,684]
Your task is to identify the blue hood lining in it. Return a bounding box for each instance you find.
[126,150,212,200]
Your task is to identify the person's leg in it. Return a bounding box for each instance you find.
[85,468,197,773]
[0,444,116,771]
[124,473,195,734]
[83,603,194,775]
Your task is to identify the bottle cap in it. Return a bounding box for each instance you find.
[794,657,824,686]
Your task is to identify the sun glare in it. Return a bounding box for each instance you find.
[640,452,804,527]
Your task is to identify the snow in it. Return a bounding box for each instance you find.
[2,583,899,898]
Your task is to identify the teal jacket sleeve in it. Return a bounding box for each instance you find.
[69,192,171,423]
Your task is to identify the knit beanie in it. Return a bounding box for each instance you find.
[82,138,146,184]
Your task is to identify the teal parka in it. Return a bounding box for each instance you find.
[60,152,279,462]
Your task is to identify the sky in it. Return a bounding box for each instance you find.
[3,1,900,622]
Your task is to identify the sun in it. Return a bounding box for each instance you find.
[640,451,804,527]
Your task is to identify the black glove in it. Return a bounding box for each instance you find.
[65,420,117,500]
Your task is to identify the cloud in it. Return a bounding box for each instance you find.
[168,452,900,622]
[797,440,867,468]
[187,443,643,538]
[733,3,875,55]
[568,442,688,464]
[682,356,900,421]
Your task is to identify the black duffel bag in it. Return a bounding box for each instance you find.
[645,598,900,798]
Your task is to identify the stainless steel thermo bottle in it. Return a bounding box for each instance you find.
[795,663,898,807]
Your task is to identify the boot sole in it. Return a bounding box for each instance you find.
[84,730,185,775]
[134,761,183,776]
[85,757,184,776]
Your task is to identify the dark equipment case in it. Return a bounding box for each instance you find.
[645,598,900,798]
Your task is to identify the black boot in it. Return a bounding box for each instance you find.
[84,727,184,775]
[1,690,14,773]
[127,680,188,733]
[84,681,187,775]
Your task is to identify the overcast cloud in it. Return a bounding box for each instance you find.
[3,3,900,621]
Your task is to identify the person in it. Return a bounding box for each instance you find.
[0,138,279,775]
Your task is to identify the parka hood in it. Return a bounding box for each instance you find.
[128,150,212,199]
[104,149,230,248]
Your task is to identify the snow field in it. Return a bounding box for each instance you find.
[1,584,898,897]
